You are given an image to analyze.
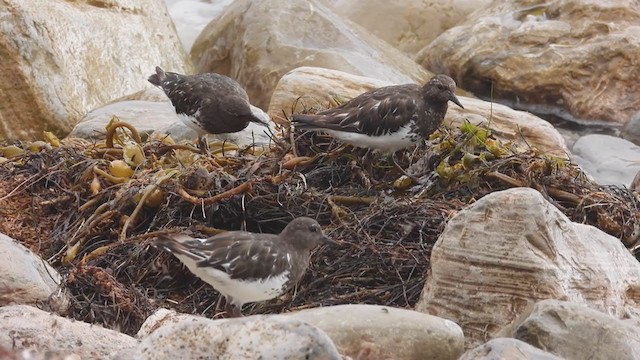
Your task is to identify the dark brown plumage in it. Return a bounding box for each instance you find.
[148,67,269,151]
[153,217,333,317]
[292,74,464,153]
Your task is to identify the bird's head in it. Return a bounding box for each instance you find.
[280,217,336,250]
[423,74,464,109]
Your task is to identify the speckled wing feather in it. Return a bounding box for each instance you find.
[292,84,422,136]
[155,232,291,281]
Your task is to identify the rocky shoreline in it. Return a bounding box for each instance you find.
[1,0,639,359]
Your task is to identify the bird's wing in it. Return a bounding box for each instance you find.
[158,73,206,116]
[293,84,422,136]
[162,231,291,281]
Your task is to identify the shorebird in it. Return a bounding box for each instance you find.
[291,74,464,173]
[148,66,269,153]
[154,217,334,317]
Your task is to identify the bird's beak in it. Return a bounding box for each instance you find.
[449,93,464,109]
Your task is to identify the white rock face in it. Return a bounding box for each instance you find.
[416,187,640,348]
[129,315,340,360]
[572,134,640,187]
[138,305,465,360]
[416,0,640,126]
[324,0,492,56]
[164,0,235,52]
[281,304,465,360]
[0,305,136,359]
[190,0,432,110]
[270,67,569,157]
[68,91,276,148]
[0,233,68,313]
[506,299,640,360]
[68,101,180,141]
[459,338,563,360]
[0,0,192,140]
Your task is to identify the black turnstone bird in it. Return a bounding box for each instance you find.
[153,217,333,317]
[291,74,464,155]
[148,66,269,152]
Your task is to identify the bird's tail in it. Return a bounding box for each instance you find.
[148,66,167,87]
[153,234,207,262]
[291,114,323,130]
[250,114,271,128]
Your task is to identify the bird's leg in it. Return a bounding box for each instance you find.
[213,294,224,315]
[224,298,243,318]
[362,149,374,175]
[390,152,419,182]
[197,135,209,155]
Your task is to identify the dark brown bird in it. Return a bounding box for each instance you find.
[291,74,464,153]
[148,66,269,151]
[153,217,334,317]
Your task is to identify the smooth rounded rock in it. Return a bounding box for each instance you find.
[0,0,192,140]
[130,315,340,360]
[416,188,640,348]
[0,233,68,313]
[324,0,491,56]
[282,304,465,360]
[459,338,563,360]
[191,0,431,110]
[0,305,136,359]
[417,0,640,125]
[68,96,276,148]
[68,101,179,141]
[572,134,640,187]
[507,300,640,360]
[269,67,568,156]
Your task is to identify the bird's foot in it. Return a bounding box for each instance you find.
[224,302,243,318]
[350,160,372,189]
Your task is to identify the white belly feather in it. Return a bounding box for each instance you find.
[323,125,417,153]
[174,253,289,306]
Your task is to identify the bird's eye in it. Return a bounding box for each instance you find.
[309,224,320,233]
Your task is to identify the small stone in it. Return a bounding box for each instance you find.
[459,338,563,360]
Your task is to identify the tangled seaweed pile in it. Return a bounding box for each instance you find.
[0,119,638,335]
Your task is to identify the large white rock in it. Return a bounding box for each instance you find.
[0,233,68,313]
[0,305,136,359]
[505,299,640,360]
[138,305,465,360]
[164,0,235,52]
[0,0,192,140]
[324,0,492,56]
[416,0,640,125]
[572,134,640,187]
[281,304,465,360]
[68,101,180,141]
[415,187,640,348]
[190,0,432,110]
[68,90,277,148]
[128,315,340,360]
[269,67,569,157]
